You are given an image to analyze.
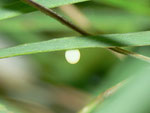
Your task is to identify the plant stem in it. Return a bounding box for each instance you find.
[59,4,102,34]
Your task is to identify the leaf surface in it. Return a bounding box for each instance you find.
[0,31,150,59]
[0,0,88,20]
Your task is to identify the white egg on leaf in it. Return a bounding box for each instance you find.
[65,49,80,64]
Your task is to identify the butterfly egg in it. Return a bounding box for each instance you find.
[65,49,80,64]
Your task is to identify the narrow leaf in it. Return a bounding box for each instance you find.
[0,0,88,20]
[93,61,150,113]
[0,31,150,59]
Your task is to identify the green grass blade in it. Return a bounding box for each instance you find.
[79,48,150,113]
[0,31,150,59]
[0,0,88,20]
[93,61,150,113]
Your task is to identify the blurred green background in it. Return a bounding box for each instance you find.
[0,0,150,113]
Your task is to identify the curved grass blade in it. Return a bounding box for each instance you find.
[78,81,125,113]
[79,50,150,113]
[0,31,150,60]
[93,60,150,113]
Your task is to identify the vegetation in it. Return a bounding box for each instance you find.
[0,0,150,113]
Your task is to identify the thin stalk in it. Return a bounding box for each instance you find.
[59,4,103,34]
[22,0,91,36]
[109,47,150,63]
[78,81,126,113]
[21,0,150,63]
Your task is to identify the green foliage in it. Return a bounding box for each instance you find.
[0,31,150,59]
[0,104,12,113]
[93,57,150,113]
[94,0,150,15]
[0,0,88,20]
[0,0,150,113]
